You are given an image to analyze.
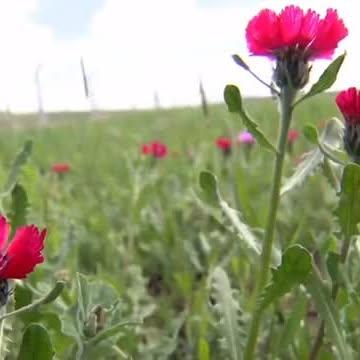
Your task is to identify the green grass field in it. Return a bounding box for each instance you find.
[0,93,349,359]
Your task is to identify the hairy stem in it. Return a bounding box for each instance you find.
[244,86,296,359]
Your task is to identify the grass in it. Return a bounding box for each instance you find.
[0,92,347,359]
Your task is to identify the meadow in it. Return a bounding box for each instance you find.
[0,91,351,359]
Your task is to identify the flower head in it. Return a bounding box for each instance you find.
[141,144,151,155]
[216,136,232,155]
[288,129,300,143]
[246,6,348,88]
[141,141,168,159]
[0,216,46,280]
[336,87,360,162]
[237,131,255,145]
[51,162,71,174]
[151,141,168,159]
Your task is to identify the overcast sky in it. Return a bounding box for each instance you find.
[0,0,356,112]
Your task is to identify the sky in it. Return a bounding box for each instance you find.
[0,0,357,112]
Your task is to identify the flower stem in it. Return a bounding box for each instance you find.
[244,85,296,360]
[309,234,352,360]
[0,281,65,322]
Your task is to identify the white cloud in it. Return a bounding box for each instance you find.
[0,0,357,112]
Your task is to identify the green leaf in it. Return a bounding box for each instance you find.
[18,324,54,360]
[259,245,312,310]
[76,273,91,332]
[296,53,346,105]
[198,338,211,360]
[274,293,307,356]
[210,267,243,360]
[336,163,360,237]
[10,184,29,233]
[303,124,319,145]
[306,271,353,360]
[326,252,341,284]
[199,170,220,205]
[281,118,343,196]
[87,319,141,346]
[198,171,278,263]
[224,84,243,112]
[2,140,33,196]
[224,85,276,153]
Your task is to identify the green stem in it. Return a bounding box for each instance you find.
[309,234,352,360]
[0,281,64,322]
[244,86,296,360]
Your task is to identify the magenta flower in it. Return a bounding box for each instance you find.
[246,6,347,59]
[336,87,360,162]
[246,5,348,88]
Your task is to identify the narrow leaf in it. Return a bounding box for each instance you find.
[10,184,29,233]
[336,163,360,237]
[198,171,273,262]
[2,140,33,196]
[259,245,312,310]
[281,118,343,196]
[306,271,353,360]
[224,85,276,153]
[210,267,242,360]
[18,324,54,360]
[303,124,319,145]
[296,53,346,105]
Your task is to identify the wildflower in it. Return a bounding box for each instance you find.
[0,216,46,305]
[216,136,232,156]
[141,144,151,155]
[237,131,255,145]
[51,162,71,174]
[336,87,360,163]
[246,6,348,88]
[287,129,300,154]
[151,141,168,159]
[288,129,300,143]
[141,141,168,159]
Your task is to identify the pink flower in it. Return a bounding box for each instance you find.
[246,6,347,59]
[246,6,348,89]
[151,141,168,158]
[51,163,71,174]
[237,131,255,145]
[288,129,300,143]
[141,144,151,155]
[336,88,360,162]
[0,216,46,280]
[336,87,360,125]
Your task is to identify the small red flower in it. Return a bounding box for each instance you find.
[141,141,168,159]
[51,163,71,174]
[141,144,151,155]
[336,88,360,163]
[336,87,360,125]
[0,216,46,280]
[151,141,168,159]
[288,129,300,143]
[216,137,232,152]
[246,6,347,59]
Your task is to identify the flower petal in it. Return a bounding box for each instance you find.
[298,9,320,48]
[246,9,280,56]
[0,225,46,279]
[279,5,303,46]
[311,9,348,59]
[0,216,10,252]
